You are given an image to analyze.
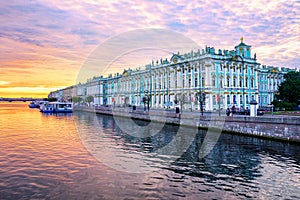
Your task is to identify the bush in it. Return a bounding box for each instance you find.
[272,100,297,111]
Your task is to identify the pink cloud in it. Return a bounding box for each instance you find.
[0,0,299,97]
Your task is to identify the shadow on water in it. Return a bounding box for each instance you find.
[75,111,300,199]
[75,111,300,172]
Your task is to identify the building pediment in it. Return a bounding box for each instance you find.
[170,54,183,64]
[122,70,129,77]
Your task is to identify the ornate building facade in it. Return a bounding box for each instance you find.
[49,39,296,111]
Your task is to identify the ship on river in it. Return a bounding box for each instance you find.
[40,102,73,113]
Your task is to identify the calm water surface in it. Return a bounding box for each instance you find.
[0,102,300,199]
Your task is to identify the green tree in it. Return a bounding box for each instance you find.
[85,96,94,104]
[178,94,187,113]
[72,96,82,103]
[43,97,57,102]
[276,71,300,104]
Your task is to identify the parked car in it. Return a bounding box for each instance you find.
[235,109,264,116]
[234,108,249,115]
[257,109,264,116]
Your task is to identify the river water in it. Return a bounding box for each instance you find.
[0,102,299,199]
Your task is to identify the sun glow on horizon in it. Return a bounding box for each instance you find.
[0,0,299,98]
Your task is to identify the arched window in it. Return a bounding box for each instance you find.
[251,78,254,88]
[213,95,216,105]
[227,77,230,87]
[227,95,230,104]
[245,77,248,88]
[239,77,242,87]
[240,95,243,105]
[246,95,249,104]
[212,76,216,87]
[233,78,236,87]
[233,95,236,104]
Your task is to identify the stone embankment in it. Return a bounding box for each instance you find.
[74,106,300,143]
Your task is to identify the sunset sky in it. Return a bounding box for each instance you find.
[0,0,299,98]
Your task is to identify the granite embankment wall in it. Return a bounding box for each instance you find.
[74,106,300,142]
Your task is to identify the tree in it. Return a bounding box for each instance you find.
[85,96,94,105]
[178,94,187,112]
[72,96,82,103]
[276,71,300,104]
[43,97,57,102]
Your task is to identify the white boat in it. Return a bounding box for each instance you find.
[29,100,48,108]
[40,103,54,113]
[40,102,73,113]
[51,102,73,113]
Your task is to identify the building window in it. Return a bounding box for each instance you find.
[240,95,243,105]
[239,77,242,87]
[220,80,223,88]
[233,78,236,87]
[213,95,216,105]
[227,95,230,104]
[265,96,268,103]
[233,95,236,104]
[202,77,205,86]
[246,95,249,104]
[195,77,198,87]
[251,79,254,88]
[227,77,230,87]
[245,77,248,88]
[212,76,216,87]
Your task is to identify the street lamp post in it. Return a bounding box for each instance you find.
[218,84,222,116]
[197,90,205,116]
[142,90,150,111]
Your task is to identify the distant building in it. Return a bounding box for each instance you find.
[50,39,297,111]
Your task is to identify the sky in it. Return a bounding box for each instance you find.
[0,0,299,98]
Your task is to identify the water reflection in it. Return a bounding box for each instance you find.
[0,103,299,199]
[75,111,300,199]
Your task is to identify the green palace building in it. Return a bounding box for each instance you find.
[49,38,297,111]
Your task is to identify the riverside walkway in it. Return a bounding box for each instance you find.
[74,105,300,143]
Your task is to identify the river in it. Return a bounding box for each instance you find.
[0,102,299,199]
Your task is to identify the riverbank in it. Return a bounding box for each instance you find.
[74,105,300,143]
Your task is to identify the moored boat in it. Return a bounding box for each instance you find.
[40,102,73,113]
[40,103,54,113]
[29,101,48,109]
[28,101,40,108]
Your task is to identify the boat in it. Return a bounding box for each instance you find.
[40,103,54,113]
[40,102,73,113]
[29,101,48,109]
[29,101,40,108]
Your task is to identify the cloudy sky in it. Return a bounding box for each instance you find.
[0,0,299,97]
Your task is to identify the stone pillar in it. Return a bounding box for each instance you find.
[250,99,258,117]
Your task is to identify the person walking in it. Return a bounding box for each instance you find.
[226,107,231,116]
